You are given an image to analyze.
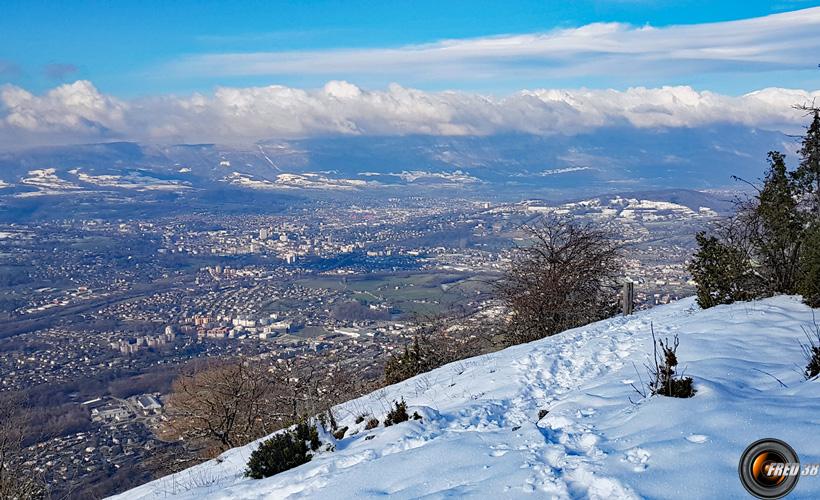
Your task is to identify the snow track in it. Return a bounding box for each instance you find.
[114,296,820,499]
[507,315,642,498]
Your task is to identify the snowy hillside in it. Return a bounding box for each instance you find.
[113,296,820,499]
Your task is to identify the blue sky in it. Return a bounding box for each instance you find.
[1,0,819,96]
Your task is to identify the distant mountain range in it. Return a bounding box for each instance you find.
[0,124,793,220]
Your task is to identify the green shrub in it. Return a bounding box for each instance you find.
[294,420,320,451]
[384,399,409,426]
[688,233,759,308]
[245,427,315,479]
[793,110,820,216]
[364,418,379,430]
[799,223,820,308]
[754,152,804,292]
[689,150,813,307]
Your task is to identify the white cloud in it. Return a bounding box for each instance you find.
[1,81,127,137]
[1,80,818,148]
[3,8,819,148]
[167,8,820,83]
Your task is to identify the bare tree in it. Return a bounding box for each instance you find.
[794,101,820,114]
[0,392,47,500]
[496,216,622,345]
[162,356,368,459]
[163,359,279,457]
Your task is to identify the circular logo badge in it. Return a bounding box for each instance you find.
[738,438,800,499]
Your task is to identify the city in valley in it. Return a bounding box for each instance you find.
[0,174,727,495]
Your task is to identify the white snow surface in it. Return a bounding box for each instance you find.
[113,296,820,499]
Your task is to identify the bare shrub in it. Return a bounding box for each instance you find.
[632,325,695,399]
[801,315,820,379]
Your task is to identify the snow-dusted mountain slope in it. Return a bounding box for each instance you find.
[113,296,820,499]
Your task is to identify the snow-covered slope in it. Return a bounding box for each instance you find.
[113,296,820,499]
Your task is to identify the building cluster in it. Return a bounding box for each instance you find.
[185,313,293,340]
[109,327,177,354]
[24,394,168,497]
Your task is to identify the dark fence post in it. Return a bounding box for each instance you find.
[622,282,635,316]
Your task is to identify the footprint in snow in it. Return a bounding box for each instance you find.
[490,445,510,457]
[686,434,709,444]
[623,447,650,472]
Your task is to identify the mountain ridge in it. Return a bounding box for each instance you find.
[0,125,794,199]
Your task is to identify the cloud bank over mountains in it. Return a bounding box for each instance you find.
[0,80,818,148]
[1,6,819,148]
